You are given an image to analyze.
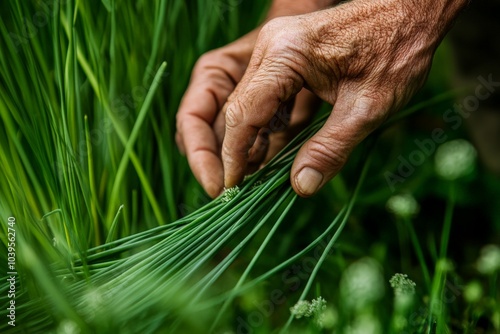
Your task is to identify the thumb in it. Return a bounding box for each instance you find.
[291,91,388,197]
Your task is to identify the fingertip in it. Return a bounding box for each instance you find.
[292,166,324,197]
[222,141,248,189]
[223,169,244,189]
[290,132,348,197]
[205,180,224,199]
[200,168,224,199]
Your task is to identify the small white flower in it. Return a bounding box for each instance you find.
[477,244,500,275]
[437,258,455,272]
[251,180,263,189]
[290,296,328,324]
[340,258,385,310]
[221,186,240,202]
[290,300,312,319]
[315,306,337,329]
[463,281,483,303]
[434,139,477,180]
[386,194,420,218]
[309,296,327,315]
[389,273,416,296]
[57,320,80,334]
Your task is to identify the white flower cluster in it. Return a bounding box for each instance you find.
[221,186,240,202]
[477,244,500,275]
[434,139,477,180]
[57,320,80,334]
[290,297,327,327]
[389,273,416,296]
[463,281,483,303]
[386,194,420,218]
[340,258,384,310]
[290,300,311,319]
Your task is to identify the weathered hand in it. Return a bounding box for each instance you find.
[221,0,467,197]
[176,1,330,198]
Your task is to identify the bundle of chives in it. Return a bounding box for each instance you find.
[1,110,373,333]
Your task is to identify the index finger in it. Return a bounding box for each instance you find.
[222,58,303,187]
[176,73,234,197]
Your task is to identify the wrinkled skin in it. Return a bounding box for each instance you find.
[176,0,467,198]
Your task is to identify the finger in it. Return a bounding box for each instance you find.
[291,88,390,197]
[245,129,271,175]
[184,123,224,198]
[216,89,298,171]
[179,102,224,197]
[176,71,235,198]
[246,98,294,171]
[248,128,271,164]
[213,105,226,147]
[176,67,235,149]
[263,88,321,165]
[222,59,303,187]
[176,131,186,155]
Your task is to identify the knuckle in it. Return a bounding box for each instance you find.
[353,92,391,126]
[195,51,218,69]
[336,89,390,132]
[259,17,288,39]
[221,143,233,159]
[255,19,313,87]
[225,102,244,128]
[306,137,348,173]
[259,17,301,53]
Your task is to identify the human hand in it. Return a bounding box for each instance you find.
[221,0,467,197]
[175,31,255,198]
[176,1,331,198]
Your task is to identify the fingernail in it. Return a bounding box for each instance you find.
[295,167,323,196]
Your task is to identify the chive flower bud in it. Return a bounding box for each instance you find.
[386,194,419,218]
[290,297,327,326]
[477,244,500,275]
[389,273,416,296]
[340,258,384,310]
[221,186,240,202]
[434,139,477,180]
